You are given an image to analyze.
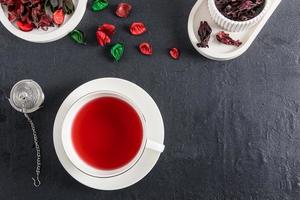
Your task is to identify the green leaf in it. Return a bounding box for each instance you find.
[44,0,50,10]
[63,0,75,15]
[110,43,124,62]
[91,0,109,12]
[49,0,59,12]
[70,29,87,45]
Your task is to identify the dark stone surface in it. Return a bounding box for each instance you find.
[0,0,300,199]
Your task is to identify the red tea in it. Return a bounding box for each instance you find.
[71,96,143,170]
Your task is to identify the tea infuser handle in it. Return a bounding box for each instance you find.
[24,112,42,188]
[32,177,41,187]
[146,140,165,153]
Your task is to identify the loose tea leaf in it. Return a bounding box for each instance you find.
[115,2,132,18]
[111,43,124,62]
[63,0,75,15]
[70,29,87,44]
[197,21,212,48]
[215,0,265,21]
[130,22,146,36]
[139,42,153,55]
[169,48,180,60]
[216,31,242,47]
[92,0,109,12]
[53,9,65,26]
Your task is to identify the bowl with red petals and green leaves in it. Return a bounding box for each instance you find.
[0,0,87,43]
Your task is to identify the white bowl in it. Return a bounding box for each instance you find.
[0,0,87,43]
[208,0,270,32]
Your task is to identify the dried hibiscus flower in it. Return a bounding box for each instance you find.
[130,22,147,36]
[197,21,212,48]
[215,0,265,21]
[216,31,242,47]
[116,2,132,18]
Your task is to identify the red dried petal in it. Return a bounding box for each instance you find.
[16,20,34,32]
[31,4,42,22]
[130,22,146,36]
[115,2,132,18]
[169,48,180,60]
[53,8,65,26]
[38,14,53,30]
[96,31,111,46]
[139,42,153,55]
[8,11,17,22]
[197,21,212,48]
[216,31,242,47]
[98,23,116,36]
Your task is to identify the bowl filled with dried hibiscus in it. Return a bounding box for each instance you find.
[208,0,270,32]
[0,0,87,43]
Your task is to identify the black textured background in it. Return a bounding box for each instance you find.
[0,0,300,199]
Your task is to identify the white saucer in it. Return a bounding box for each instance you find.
[53,78,165,190]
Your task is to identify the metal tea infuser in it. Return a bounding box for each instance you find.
[9,79,44,187]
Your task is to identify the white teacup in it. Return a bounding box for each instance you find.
[61,91,165,178]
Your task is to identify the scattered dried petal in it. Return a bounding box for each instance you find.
[115,2,132,18]
[197,21,212,48]
[16,20,34,32]
[216,31,242,47]
[92,0,109,12]
[96,31,111,46]
[169,48,180,60]
[111,43,124,62]
[70,29,87,44]
[53,9,65,26]
[98,23,116,36]
[130,22,146,36]
[215,0,265,21]
[139,42,153,55]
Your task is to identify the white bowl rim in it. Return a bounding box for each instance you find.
[209,0,270,25]
[0,0,87,43]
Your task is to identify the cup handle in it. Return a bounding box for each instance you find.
[146,139,165,153]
